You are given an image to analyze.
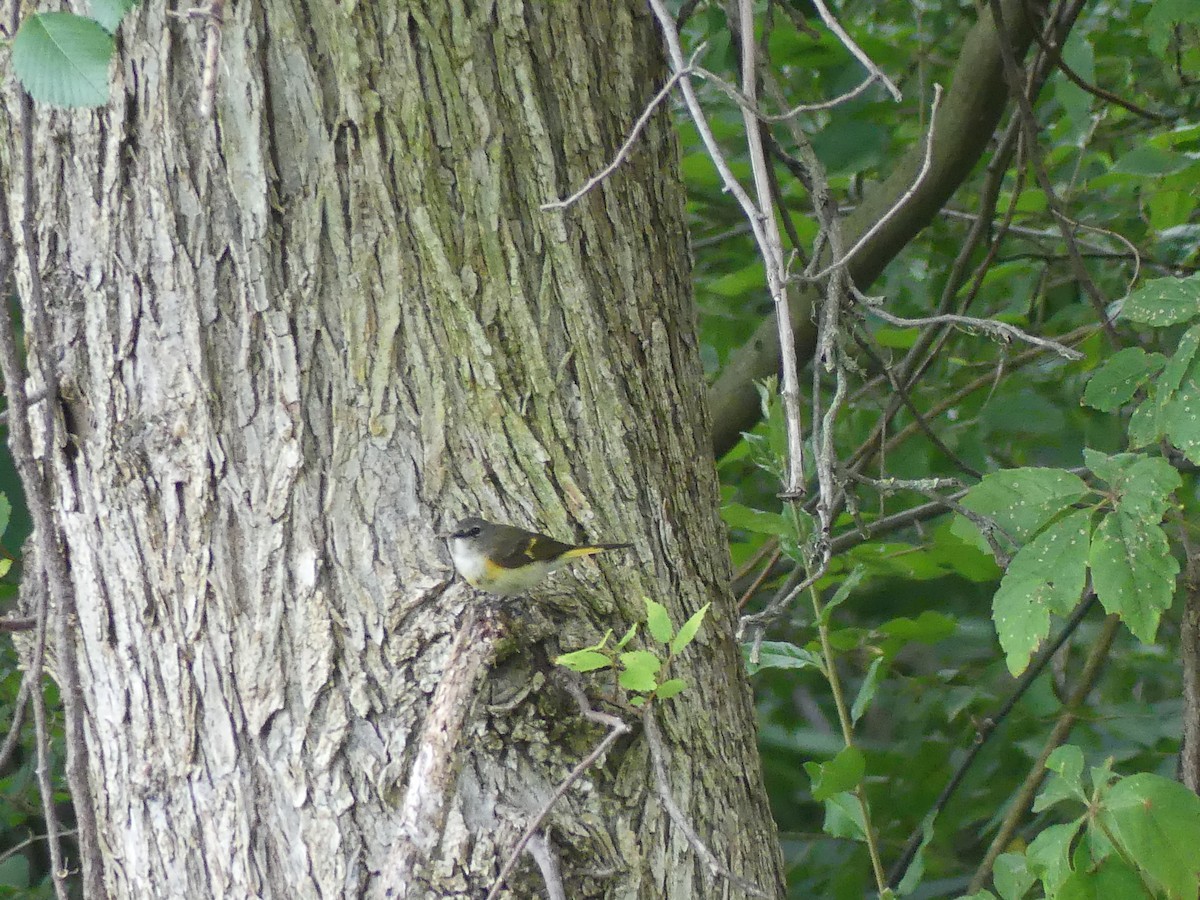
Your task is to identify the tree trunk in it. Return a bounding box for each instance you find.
[3,0,786,896]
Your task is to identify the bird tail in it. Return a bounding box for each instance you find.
[562,542,632,559]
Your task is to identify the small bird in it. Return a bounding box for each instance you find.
[446,516,631,596]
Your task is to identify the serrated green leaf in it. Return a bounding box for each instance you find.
[993,510,1091,675]
[806,746,865,801]
[743,640,823,674]
[850,656,886,725]
[1035,745,1088,811]
[670,602,709,655]
[1163,355,1200,463]
[629,695,645,707]
[644,599,674,644]
[1099,773,1200,900]
[555,649,612,673]
[1105,454,1180,521]
[1120,273,1200,327]
[618,650,661,692]
[654,678,687,700]
[1082,348,1166,412]
[1090,510,1179,644]
[1127,397,1163,448]
[12,13,113,108]
[954,469,1090,552]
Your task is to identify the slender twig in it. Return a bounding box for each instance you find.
[484,685,629,900]
[642,705,769,898]
[968,612,1119,893]
[0,677,30,774]
[808,0,902,100]
[736,0,805,494]
[860,301,1084,360]
[888,593,1099,887]
[805,84,943,281]
[697,68,882,120]
[542,56,703,211]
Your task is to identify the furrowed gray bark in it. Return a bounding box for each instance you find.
[1,0,786,896]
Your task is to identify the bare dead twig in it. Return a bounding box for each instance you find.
[808,0,902,100]
[696,68,882,120]
[805,84,943,281]
[484,683,629,900]
[542,54,703,211]
[735,0,805,494]
[642,705,769,898]
[860,300,1085,361]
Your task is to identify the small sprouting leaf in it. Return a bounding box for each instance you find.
[1119,273,1200,327]
[1082,348,1166,412]
[850,656,886,725]
[821,567,865,624]
[993,510,1091,675]
[654,679,687,700]
[618,650,661,692]
[12,12,114,108]
[629,695,646,707]
[805,746,865,801]
[644,599,674,644]
[1099,773,1200,900]
[670,603,709,655]
[1035,745,1088,810]
[0,560,11,579]
[743,640,823,674]
[1090,510,1179,644]
[953,469,1090,552]
[615,622,639,649]
[555,649,612,673]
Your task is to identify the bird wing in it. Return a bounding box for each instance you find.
[491,530,578,569]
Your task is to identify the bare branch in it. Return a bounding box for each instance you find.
[484,685,629,900]
[806,84,943,281]
[859,299,1085,361]
[542,54,703,211]
[808,0,902,100]
[696,67,882,120]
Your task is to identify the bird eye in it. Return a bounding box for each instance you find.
[468,526,482,537]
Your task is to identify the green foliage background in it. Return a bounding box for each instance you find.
[2,0,1200,897]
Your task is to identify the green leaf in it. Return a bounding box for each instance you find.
[954,469,1090,551]
[744,640,823,674]
[654,678,687,700]
[993,510,1091,675]
[721,502,794,538]
[90,0,136,33]
[850,656,886,725]
[805,746,865,801]
[670,603,709,655]
[1099,773,1200,900]
[615,621,639,649]
[1081,348,1165,412]
[994,852,1036,900]
[11,12,113,108]
[1089,510,1179,644]
[1085,452,1181,521]
[1119,273,1200,327]
[1026,821,1083,897]
[1163,356,1200,464]
[0,494,10,538]
[1035,745,1088,810]
[1112,146,1194,177]
[821,791,867,841]
[555,649,612,673]
[644,599,674,644]
[878,610,957,643]
[1056,853,1145,900]
[821,567,865,624]
[618,650,662,692]
[1146,0,1200,56]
